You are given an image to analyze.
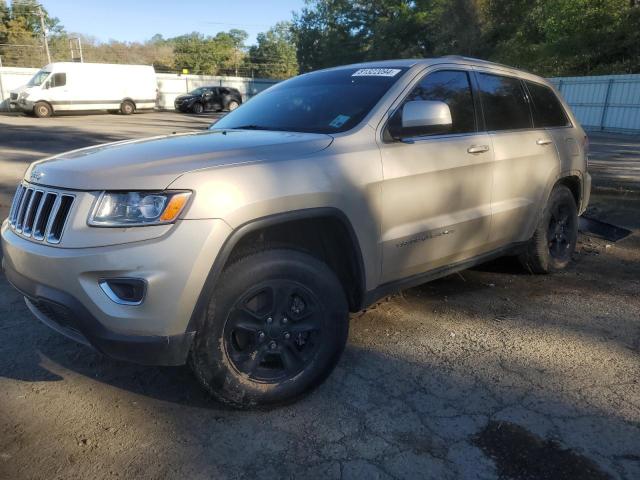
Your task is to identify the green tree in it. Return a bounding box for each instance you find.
[248,22,298,79]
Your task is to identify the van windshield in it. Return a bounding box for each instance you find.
[212,67,408,134]
[27,70,51,87]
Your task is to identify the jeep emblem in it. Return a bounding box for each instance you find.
[30,168,44,182]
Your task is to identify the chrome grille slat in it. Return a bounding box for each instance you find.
[8,183,75,245]
[32,192,56,240]
[8,185,25,225]
[15,188,34,232]
[43,195,62,242]
[22,190,43,237]
[47,195,74,244]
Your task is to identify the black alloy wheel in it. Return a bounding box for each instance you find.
[224,280,323,382]
[547,201,576,261]
[189,249,349,408]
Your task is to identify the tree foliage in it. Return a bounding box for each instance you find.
[1,0,638,78]
[248,22,298,79]
[292,0,640,76]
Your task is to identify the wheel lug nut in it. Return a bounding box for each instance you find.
[269,340,277,350]
[284,332,291,340]
[266,317,273,324]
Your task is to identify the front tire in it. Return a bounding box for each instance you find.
[191,102,204,114]
[120,100,135,115]
[189,249,349,408]
[34,102,52,118]
[519,184,578,273]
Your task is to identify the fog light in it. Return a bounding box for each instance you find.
[99,278,146,305]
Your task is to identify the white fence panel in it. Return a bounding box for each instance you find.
[550,74,640,134]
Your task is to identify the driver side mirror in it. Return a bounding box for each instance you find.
[388,100,453,140]
[43,81,50,90]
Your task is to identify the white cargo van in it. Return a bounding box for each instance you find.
[10,62,157,117]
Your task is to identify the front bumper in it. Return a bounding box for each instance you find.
[1,218,231,365]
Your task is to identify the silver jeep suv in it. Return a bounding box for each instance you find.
[1,57,590,407]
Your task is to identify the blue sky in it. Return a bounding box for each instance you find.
[36,0,306,45]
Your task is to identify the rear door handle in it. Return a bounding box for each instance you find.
[467,145,490,154]
[536,139,553,146]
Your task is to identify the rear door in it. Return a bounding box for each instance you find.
[474,70,559,245]
[524,80,583,174]
[378,68,495,283]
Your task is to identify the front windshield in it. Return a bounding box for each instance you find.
[212,67,408,134]
[189,87,209,95]
[27,70,51,87]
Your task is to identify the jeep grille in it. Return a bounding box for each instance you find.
[8,183,75,244]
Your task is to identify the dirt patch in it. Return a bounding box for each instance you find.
[474,421,611,480]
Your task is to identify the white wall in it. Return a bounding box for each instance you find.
[0,67,38,110]
[0,66,278,111]
[156,72,277,109]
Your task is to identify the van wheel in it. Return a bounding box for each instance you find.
[189,249,349,408]
[227,100,239,111]
[519,185,578,274]
[34,102,52,118]
[120,100,135,115]
[191,102,204,114]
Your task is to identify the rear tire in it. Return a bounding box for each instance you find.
[189,249,349,408]
[34,102,52,118]
[227,100,240,111]
[518,184,578,274]
[120,100,135,115]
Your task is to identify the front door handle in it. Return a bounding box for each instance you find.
[467,145,490,154]
[536,138,553,146]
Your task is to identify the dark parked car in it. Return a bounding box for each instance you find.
[174,86,242,114]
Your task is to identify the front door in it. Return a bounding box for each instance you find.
[379,69,495,283]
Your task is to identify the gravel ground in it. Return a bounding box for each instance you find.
[0,112,639,479]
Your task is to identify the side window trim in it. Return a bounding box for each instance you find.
[469,70,486,133]
[382,67,479,143]
[520,79,535,129]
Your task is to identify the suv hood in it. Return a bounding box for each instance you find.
[175,94,197,102]
[25,130,334,190]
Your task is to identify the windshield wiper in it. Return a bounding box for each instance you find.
[229,124,270,130]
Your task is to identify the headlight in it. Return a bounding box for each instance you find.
[88,191,191,227]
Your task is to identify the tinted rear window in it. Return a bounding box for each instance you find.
[477,73,532,131]
[526,81,570,128]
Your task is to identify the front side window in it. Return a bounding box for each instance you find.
[526,81,570,128]
[189,87,209,96]
[50,73,66,88]
[477,73,532,131]
[389,70,476,138]
[213,67,408,134]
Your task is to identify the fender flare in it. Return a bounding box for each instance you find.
[184,207,366,334]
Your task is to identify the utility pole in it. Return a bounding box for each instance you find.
[0,56,5,106]
[37,6,51,64]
